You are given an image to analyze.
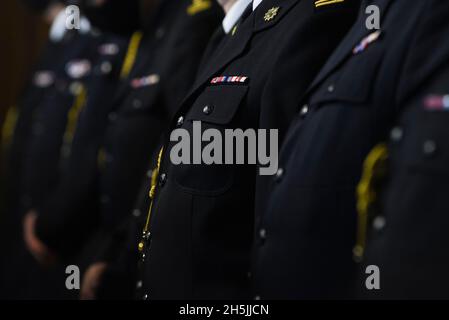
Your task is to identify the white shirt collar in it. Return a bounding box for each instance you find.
[253,0,263,11]
[222,0,253,34]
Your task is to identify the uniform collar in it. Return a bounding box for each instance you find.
[222,0,254,33]
[183,0,298,104]
[253,0,300,33]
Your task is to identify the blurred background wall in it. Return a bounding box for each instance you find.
[0,1,49,127]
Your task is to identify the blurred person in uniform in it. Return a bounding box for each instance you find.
[81,0,245,300]
[0,0,92,299]
[250,0,448,300]
[355,0,449,300]
[1,0,139,299]
[125,0,359,300]
[23,0,222,299]
[19,0,139,227]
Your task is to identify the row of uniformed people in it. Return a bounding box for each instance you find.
[356,1,449,299]
[253,0,449,300]
[1,0,223,299]
[0,4,82,297]
[99,0,449,300]
[30,0,223,299]
[3,0,449,300]
[252,0,442,299]
[76,0,360,300]
[0,0,139,299]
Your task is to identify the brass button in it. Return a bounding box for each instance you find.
[423,140,437,157]
[133,99,142,109]
[100,61,112,74]
[300,104,309,118]
[133,209,141,217]
[159,173,167,187]
[108,112,117,122]
[259,228,267,240]
[390,127,403,142]
[373,216,386,232]
[275,168,284,182]
[203,105,213,115]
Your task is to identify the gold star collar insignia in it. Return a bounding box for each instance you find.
[264,7,280,22]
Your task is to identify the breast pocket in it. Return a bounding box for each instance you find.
[172,84,249,196]
[121,78,161,116]
[310,48,385,107]
[185,85,249,124]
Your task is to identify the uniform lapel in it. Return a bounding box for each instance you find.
[192,4,256,91]
[305,0,391,96]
